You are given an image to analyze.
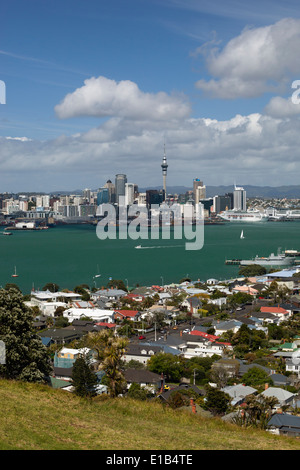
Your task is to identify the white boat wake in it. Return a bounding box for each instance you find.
[135,244,182,249]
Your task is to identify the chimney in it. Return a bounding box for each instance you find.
[190,398,196,414]
[265,383,269,390]
[159,373,164,394]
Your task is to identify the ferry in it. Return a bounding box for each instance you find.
[219,209,268,222]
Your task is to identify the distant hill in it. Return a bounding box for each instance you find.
[139,185,300,199]
[47,185,300,199]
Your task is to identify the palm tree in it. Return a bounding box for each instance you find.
[86,330,128,398]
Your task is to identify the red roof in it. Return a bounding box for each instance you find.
[260,306,289,314]
[190,330,219,341]
[115,310,139,317]
[95,322,116,328]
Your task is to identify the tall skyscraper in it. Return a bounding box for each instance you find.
[161,144,168,200]
[125,183,135,206]
[193,179,206,203]
[104,179,115,203]
[233,185,246,211]
[115,174,127,205]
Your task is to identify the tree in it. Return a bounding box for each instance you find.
[204,386,231,415]
[74,285,90,301]
[42,283,59,292]
[127,382,148,400]
[241,366,273,389]
[232,395,278,429]
[71,356,97,398]
[0,288,51,382]
[107,279,127,292]
[147,352,185,383]
[238,265,267,277]
[86,330,128,398]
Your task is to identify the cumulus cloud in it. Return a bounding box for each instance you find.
[55,76,191,121]
[195,18,300,99]
[264,95,300,117]
[2,110,300,190]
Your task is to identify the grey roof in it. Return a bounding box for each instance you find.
[141,341,182,356]
[126,343,163,357]
[213,320,242,330]
[238,362,271,377]
[222,384,257,400]
[261,387,296,404]
[124,368,162,384]
[268,413,300,430]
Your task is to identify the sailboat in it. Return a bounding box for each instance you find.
[240,230,245,239]
[11,266,19,277]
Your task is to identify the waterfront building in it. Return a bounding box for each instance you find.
[213,195,232,213]
[233,185,247,211]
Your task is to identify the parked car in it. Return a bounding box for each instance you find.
[138,335,146,340]
[183,329,190,334]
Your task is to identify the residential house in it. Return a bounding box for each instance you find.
[267,413,300,436]
[38,328,83,346]
[113,309,140,322]
[213,320,242,336]
[54,347,94,368]
[260,385,297,411]
[221,384,257,406]
[123,344,164,365]
[232,285,258,296]
[124,368,163,394]
[260,306,292,322]
[181,296,203,314]
[92,288,127,303]
[62,307,114,323]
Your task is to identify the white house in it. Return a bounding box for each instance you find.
[63,307,114,323]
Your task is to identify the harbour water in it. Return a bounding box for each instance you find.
[1,221,300,294]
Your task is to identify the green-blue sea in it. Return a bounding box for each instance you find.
[1,221,300,294]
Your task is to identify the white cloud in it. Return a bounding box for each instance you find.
[264,96,300,117]
[55,76,191,121]
[195,18,300,99]
[2,110,300,190]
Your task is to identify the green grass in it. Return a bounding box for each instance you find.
[1,379,300,450]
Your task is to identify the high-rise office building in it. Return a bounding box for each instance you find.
[97,187,109,205]
[104,179,115,203]
[213,195,232,213]
[193,179,206,203]
[125,183,135,206]
[233,185,246,211]
[115,174,127,205]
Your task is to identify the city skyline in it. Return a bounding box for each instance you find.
[2,1,300,191]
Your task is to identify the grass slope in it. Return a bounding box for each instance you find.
[1,379,300,450]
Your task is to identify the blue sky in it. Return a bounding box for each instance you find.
[1,0,300,192]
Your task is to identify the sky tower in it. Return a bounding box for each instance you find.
[161,143,168,200]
